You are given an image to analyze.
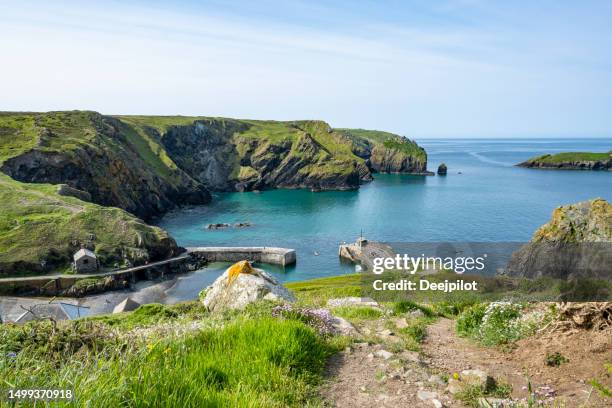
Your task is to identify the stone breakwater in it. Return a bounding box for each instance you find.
[0,247,296,297]
[187,247,296,267]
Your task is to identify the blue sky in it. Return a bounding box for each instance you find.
[1,0,611,138]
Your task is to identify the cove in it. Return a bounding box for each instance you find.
[157,138,611,283]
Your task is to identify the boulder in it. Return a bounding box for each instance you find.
[202,260,295,312]
[331,315,359,336]
[437,163,447,175]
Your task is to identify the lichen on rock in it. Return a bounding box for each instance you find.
[202,260,295,312]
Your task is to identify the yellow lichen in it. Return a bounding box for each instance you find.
[227,260,254,285]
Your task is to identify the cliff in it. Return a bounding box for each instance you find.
[503,198,612,279]
[337,128,430,174]
[0,112,211,220]
[0,174,179,277]
[518,152,612,171]
[0,111,429,276]
[122,117,373,192]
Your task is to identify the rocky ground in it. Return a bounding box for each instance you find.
[320,301,612,408]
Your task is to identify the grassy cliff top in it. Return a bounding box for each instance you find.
[336,127,427,159]
[524,151,611,164]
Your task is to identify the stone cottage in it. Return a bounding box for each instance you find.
[73,248,99,273]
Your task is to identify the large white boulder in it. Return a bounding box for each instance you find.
[202,260,295,312]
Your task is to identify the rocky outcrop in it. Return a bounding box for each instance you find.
[0,112,430,221]
[518,152,612,171]
[1,113,211,220]
[160,119,365,192]
[339,129,430,174]
[503,199,612,279]
[437,163,447,175]
[369,143,429,174]
[202,260,295,312]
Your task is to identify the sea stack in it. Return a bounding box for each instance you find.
[437,163,447,175]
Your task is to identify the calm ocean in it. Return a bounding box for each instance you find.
[156,138,611,299]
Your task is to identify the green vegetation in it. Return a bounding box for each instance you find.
[0,301,340,407]
[456,302,555,346]
[0,111,431,278]
[332,306,383,320]
[590,364,612,398]
[526,151,611,164]
[0,173,173,277]
[337,127,427,161]
[286,274,363,306]
[545,351,569,367]
[455,381,512,407]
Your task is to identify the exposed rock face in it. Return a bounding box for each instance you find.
[1,112,430,221]
[518,152,612,171]
[437,163,447,175]
[1,113,211,221]
[340,129,430,174]
[160,119,365,192]
[202,260,295,312]
[503,199,612,279]
[369,144,429,174]
[56,184,92,202]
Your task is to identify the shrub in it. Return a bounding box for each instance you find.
[457,302,545,346]
[545,352,569,367]
[456,303,486,338]
[272,304,336,336]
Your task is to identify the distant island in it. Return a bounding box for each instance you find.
[518,151,611,171]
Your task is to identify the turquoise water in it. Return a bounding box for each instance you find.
[157,139,611,282]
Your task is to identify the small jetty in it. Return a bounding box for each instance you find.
[0,247,296,297]
[339,237,395,271]
[187,247,296,266]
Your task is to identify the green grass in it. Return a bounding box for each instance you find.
[332,306,383,321]
[0,301,340,407]
[526,151,611,163]
[455,381,512,408]
[396,316,436,351]
[0,173,173,277]
[285,274,363,306]
[337,128,427,161]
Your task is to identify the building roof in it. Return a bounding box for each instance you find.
[73,248,96,261]
[15,303,71,323]
[113,298,141,314]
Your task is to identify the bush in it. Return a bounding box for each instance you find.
[456,303,486,338]
[456,302,543,346]
[545,352,569,367]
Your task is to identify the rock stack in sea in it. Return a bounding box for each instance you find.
[437,163,447,175]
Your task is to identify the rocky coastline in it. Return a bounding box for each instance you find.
[0,111,431,277]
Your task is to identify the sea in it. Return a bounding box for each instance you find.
[155,138,611,301]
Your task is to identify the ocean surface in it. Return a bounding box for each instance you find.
[157,138,611,294]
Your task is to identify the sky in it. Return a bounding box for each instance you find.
[1,0,611,138]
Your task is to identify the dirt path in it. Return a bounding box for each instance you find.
[322,317,611,407]
[422,318,611,407]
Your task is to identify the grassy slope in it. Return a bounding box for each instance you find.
[525,151,611,164]
[0,173,172,275]
[0,301,341,407]
[0,112,178,276]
